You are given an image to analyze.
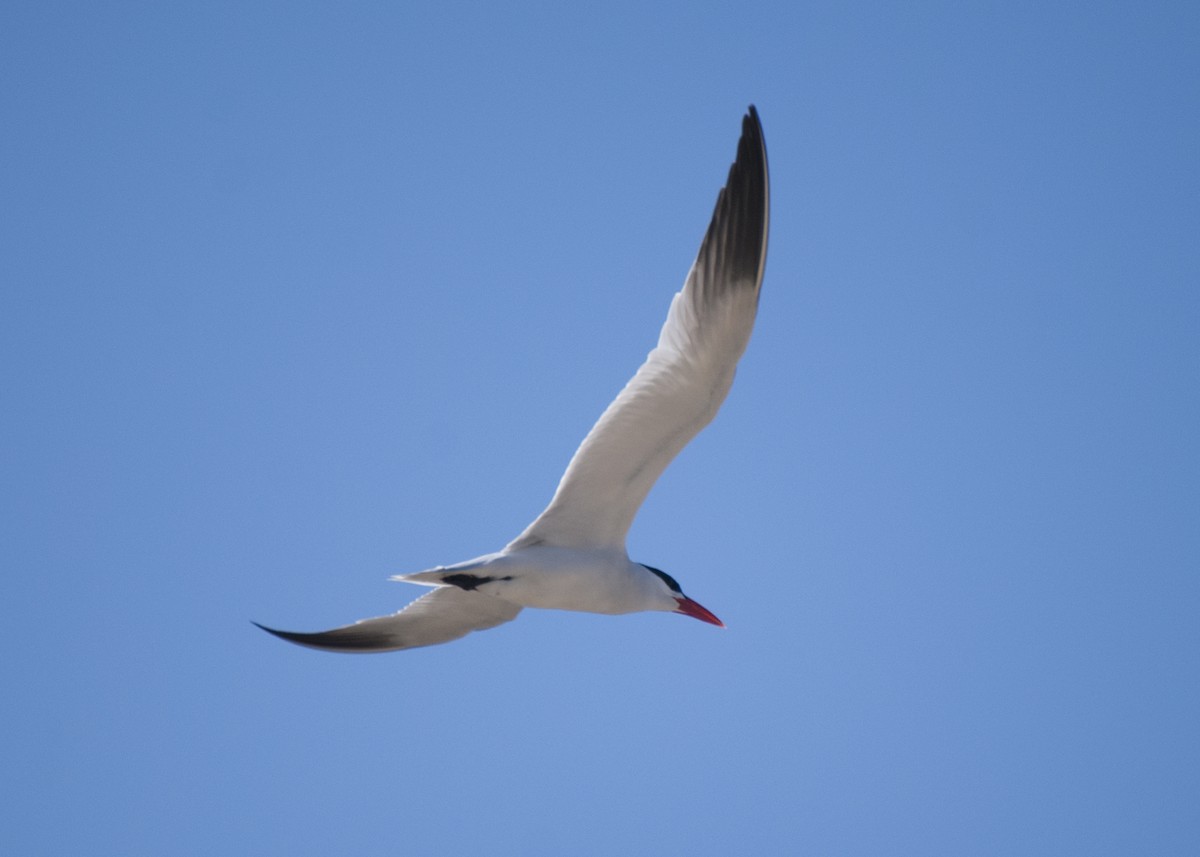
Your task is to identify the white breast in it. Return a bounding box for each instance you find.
[460,546,668,615]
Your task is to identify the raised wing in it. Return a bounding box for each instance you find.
[510,106,769,551]
[254,586,521,653]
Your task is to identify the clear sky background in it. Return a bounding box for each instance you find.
[3,2,1198,855]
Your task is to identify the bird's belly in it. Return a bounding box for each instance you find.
[497,571,631,614]
[483,550,642,615]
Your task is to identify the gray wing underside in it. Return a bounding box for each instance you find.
[254,586,522,653]
[509,106,770,551]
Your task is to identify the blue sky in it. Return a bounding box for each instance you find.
[3,1,1198,854]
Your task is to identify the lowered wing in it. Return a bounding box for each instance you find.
[254,586,521,653]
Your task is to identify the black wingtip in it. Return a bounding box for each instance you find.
[252,620,314,646]
[252,620,287,639]
[252,619,399,653]
[738,105,767,186]
[703,104,769,291]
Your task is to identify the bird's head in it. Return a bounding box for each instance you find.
[641,564,724,627]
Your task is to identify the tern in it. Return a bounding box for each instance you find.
[256,106,769,653]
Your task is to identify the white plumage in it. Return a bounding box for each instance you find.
[256,106,769,653]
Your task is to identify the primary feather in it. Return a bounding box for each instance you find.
[510,107,768,550]
[254,587,521,653]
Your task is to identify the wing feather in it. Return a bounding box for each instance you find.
[510,107,769,550]
[254,587,521,653]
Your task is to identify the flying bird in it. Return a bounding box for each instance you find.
[256,106,769,652]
